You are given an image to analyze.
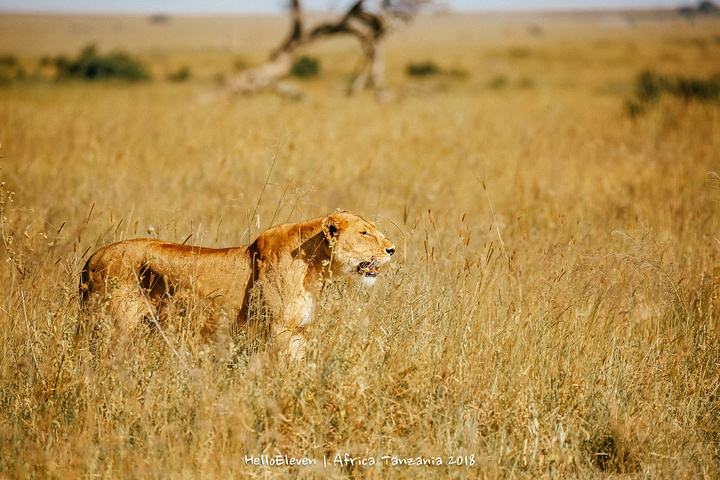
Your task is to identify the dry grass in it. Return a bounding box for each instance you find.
[1,11,719,479]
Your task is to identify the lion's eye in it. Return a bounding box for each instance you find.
[361,231,368,236]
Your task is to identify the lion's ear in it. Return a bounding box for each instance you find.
[322,214,346,244]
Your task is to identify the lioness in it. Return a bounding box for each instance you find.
[79,211,395,359]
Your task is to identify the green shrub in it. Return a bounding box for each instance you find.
[0,54,25,85]
[289,56,320,78]
[405,61,470,81]
[406,61,440,77]
[166,66,191,82]
[627,69,720,116]
[624,98,646,118]
[674,74,720,101]
[0,55,19,68]
[56,44,151,82]
[635,70,667,102]
[488,75,508,89]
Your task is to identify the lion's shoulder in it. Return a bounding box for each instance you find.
[253,218,324,252]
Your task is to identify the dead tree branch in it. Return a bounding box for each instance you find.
[223,0,423,99]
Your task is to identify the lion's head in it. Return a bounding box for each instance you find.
[322,211,395,285]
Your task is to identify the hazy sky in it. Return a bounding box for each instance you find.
[0,0,679,14]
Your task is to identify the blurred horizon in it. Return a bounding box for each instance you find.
[0,0,682,15]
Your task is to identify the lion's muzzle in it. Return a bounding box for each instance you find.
[357,257,379,277]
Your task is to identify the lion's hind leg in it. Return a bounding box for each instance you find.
[77,282,151,352]
[110,285,155,331]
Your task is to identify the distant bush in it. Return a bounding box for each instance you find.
[674,75,720,101]
[289,56,320,78]
[406,61,469,82]
[0,54,26,85]
[166,66,191,82]
[634,70,665,102]
[678,0,720,17]
[0,55,19,68]
[406,61,440,77]
[56,44,151,82]
[149,14,170,24]
[488,75,509,89]
[627,70,720,116]
[625,98,646,117]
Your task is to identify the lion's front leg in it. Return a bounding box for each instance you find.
[237,302,308,360]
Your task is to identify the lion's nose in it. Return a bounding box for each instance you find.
[386,247,395,256]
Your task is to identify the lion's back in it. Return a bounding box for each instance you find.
[80,238,252,305]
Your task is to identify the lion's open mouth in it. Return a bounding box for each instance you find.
[357,258,379,277]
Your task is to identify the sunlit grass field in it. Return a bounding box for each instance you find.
[1,10,719,478]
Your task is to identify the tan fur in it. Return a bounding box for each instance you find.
[79,211,395,359]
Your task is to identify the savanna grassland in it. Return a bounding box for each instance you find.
[1,9,720,478]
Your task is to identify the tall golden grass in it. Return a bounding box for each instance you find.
[0,11,719,478]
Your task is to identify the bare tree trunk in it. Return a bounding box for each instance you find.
[223,0,392,99]
[222,0,304,98]
[350,38,386,97]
